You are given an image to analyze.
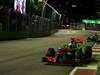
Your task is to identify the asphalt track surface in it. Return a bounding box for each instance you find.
[0,30,99,75]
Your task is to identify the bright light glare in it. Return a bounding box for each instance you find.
[72,5,77,7]
[96,21,100,24]
[39,0,43,2]
[82,19,100,24]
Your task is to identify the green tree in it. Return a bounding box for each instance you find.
[31,0,43,16]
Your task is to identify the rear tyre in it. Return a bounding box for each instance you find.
[85,46,92,59]
[71,49,83,65]
[46,48,55,57]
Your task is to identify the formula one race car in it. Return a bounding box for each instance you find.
[87,33,99,42]
[42,38,92,65]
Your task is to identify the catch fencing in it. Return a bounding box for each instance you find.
[0,12,59,33]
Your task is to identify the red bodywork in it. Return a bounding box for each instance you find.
[56,52,64,55]
[42,52,64,62]
[72,38,85,43]
[43,56,56,62]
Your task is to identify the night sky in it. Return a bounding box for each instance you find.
[47,0,96,16]
[47,0,96,23]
